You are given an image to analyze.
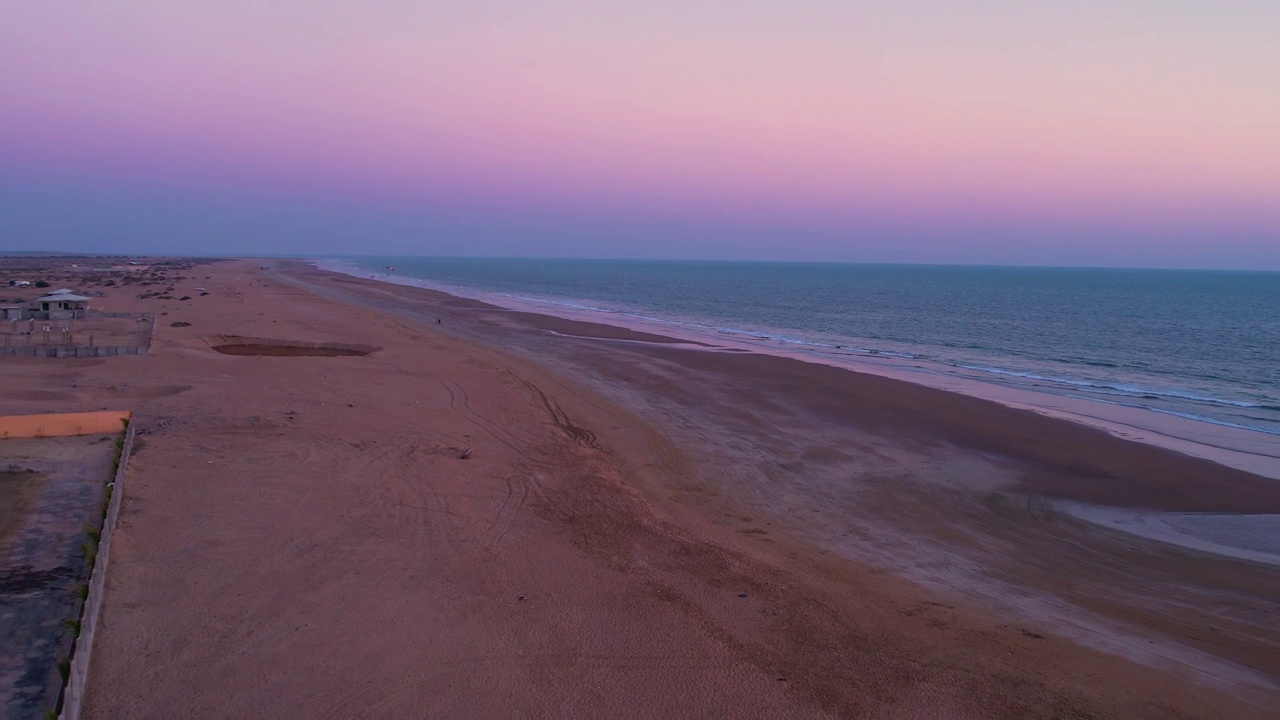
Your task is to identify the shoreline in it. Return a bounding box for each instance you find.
[315,258,1280,480]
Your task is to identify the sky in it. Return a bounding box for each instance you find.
[2,1,1278,268]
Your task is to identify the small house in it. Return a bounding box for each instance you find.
[0,305,25,320]
[36,291,90,319]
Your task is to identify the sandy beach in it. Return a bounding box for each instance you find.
[3,259,1277,718]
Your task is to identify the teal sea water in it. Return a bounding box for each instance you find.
[336,257,1280,438]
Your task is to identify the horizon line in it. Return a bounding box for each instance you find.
[3,249,1279,273]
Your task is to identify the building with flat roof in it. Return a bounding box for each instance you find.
[36,292,90,319]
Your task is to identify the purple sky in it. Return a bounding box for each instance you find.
[2,1,1278,267]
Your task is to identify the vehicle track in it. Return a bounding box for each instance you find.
[437,379,526,455]
[436,379,540,545]
[507,371,600,449]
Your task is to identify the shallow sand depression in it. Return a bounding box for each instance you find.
[207,335,380,357]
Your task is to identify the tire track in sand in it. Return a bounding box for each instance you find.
[437,379,534,547]
[506,371,600,449]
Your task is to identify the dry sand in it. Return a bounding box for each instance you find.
[1,259,1277,719]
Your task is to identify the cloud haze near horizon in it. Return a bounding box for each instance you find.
[2,1,1278,268]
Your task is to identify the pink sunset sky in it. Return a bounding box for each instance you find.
[2,1,1278,267]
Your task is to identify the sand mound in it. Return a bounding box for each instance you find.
[209,336,378,357]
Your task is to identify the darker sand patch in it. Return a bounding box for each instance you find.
[214,344,370,357]
[801,446,854,464]
[0,469,47,542]
[209,336,378,357]
[0,390,78,402]
[99,384,191,399]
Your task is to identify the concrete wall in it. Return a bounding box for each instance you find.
[0,346,145,358]
[57,420,136,720]
[0,411,132,439]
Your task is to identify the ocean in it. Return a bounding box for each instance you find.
[331,257,1280,439]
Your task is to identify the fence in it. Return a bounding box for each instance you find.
[14,311,154,321]
[2,311,153,358]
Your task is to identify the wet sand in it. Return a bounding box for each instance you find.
[3,259,1277,718]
